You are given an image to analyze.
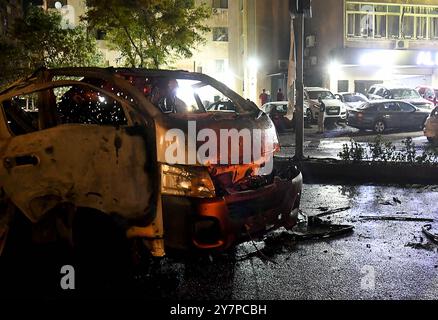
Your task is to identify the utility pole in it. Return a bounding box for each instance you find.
[289,0,312,160]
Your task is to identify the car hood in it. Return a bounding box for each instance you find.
[345,101,366,109]
[155,111,278,169]
[321,99,345,108]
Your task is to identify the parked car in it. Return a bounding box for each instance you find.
[261,101,311,133]
[424,107,438,143]
[304,87,348,122]
[0,68,303,259]
[335,92,369,111]
[347,100,430,133]
[367,84,434,111]
[416,85,438,106]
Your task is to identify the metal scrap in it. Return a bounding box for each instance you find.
[359,216,434,223]
[422,224,438,244]
[315,206,351,218]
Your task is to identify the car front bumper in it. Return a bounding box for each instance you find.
[162,172,303,251]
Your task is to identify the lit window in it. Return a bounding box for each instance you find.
[213,27,229,42]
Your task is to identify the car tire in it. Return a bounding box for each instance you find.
[373,120,386,134]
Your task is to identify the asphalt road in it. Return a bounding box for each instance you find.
[278,122,436,159]
[128,184,438,300]
[1,184,437,301]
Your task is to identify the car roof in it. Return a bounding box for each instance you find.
[263,101,288,106]
[368,99,414,105]
[416,85,438,90]
[339,92,364,95]
[305,87,330,91]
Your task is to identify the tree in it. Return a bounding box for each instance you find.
[0,6,103,89]
[84,0,211,68]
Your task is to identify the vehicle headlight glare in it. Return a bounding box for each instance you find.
[161,164,216,198]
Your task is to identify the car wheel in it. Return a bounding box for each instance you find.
[373,120,386,134]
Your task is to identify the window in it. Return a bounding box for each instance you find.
[212,0,228,9]
[375,88,385,97]
[374,15,386,37]
[346,2,438,40]
[399,102,415,112]
[215,59,225,73]
[430,17,438,39]
[402,16,414,38]
[3,94,39,136]
[57,85,128,126]
[381,102,400,112]
[388,15,400,38]
[213,27,229,42]
[338,80,349,93]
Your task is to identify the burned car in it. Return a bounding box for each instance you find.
[0,68,302,259]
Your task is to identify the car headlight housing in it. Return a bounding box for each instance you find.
[161,164,216,198]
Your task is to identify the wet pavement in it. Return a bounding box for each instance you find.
[131,184,438,300]
[278,123,434,159]
[2,184,437,301]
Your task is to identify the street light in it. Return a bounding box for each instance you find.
[247,57,260,71]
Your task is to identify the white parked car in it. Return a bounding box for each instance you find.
[335,92,369,111]
[304,87,348,121]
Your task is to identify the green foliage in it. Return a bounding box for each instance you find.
[0,6,103,89]
[338,136,438,165]
[84,0,211,68]
[338,139,366,162]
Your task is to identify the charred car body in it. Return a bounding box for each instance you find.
[0,68,302,257]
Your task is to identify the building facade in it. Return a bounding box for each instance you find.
[304,0,438,94]
[58,0,291,104]
[0,0,24,36]
[170,0,292,104]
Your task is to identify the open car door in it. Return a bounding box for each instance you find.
[0,80,154,224]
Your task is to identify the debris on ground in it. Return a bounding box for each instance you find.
[393,197,402,204]
[405,242,436,252]
[236,217,354,262]
[315,206,351,218]
[422,225,438,244]
[289,220,354,240]
[359,216,434,223]
[379,201,395,206]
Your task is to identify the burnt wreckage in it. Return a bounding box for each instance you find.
[0,68,302,257]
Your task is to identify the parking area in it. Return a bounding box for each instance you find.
[277,121,435,159]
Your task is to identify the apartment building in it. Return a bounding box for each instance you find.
[175,0,292,103]
[304,0,438,94]
[28,0,292,103]
[0,0,24,36]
